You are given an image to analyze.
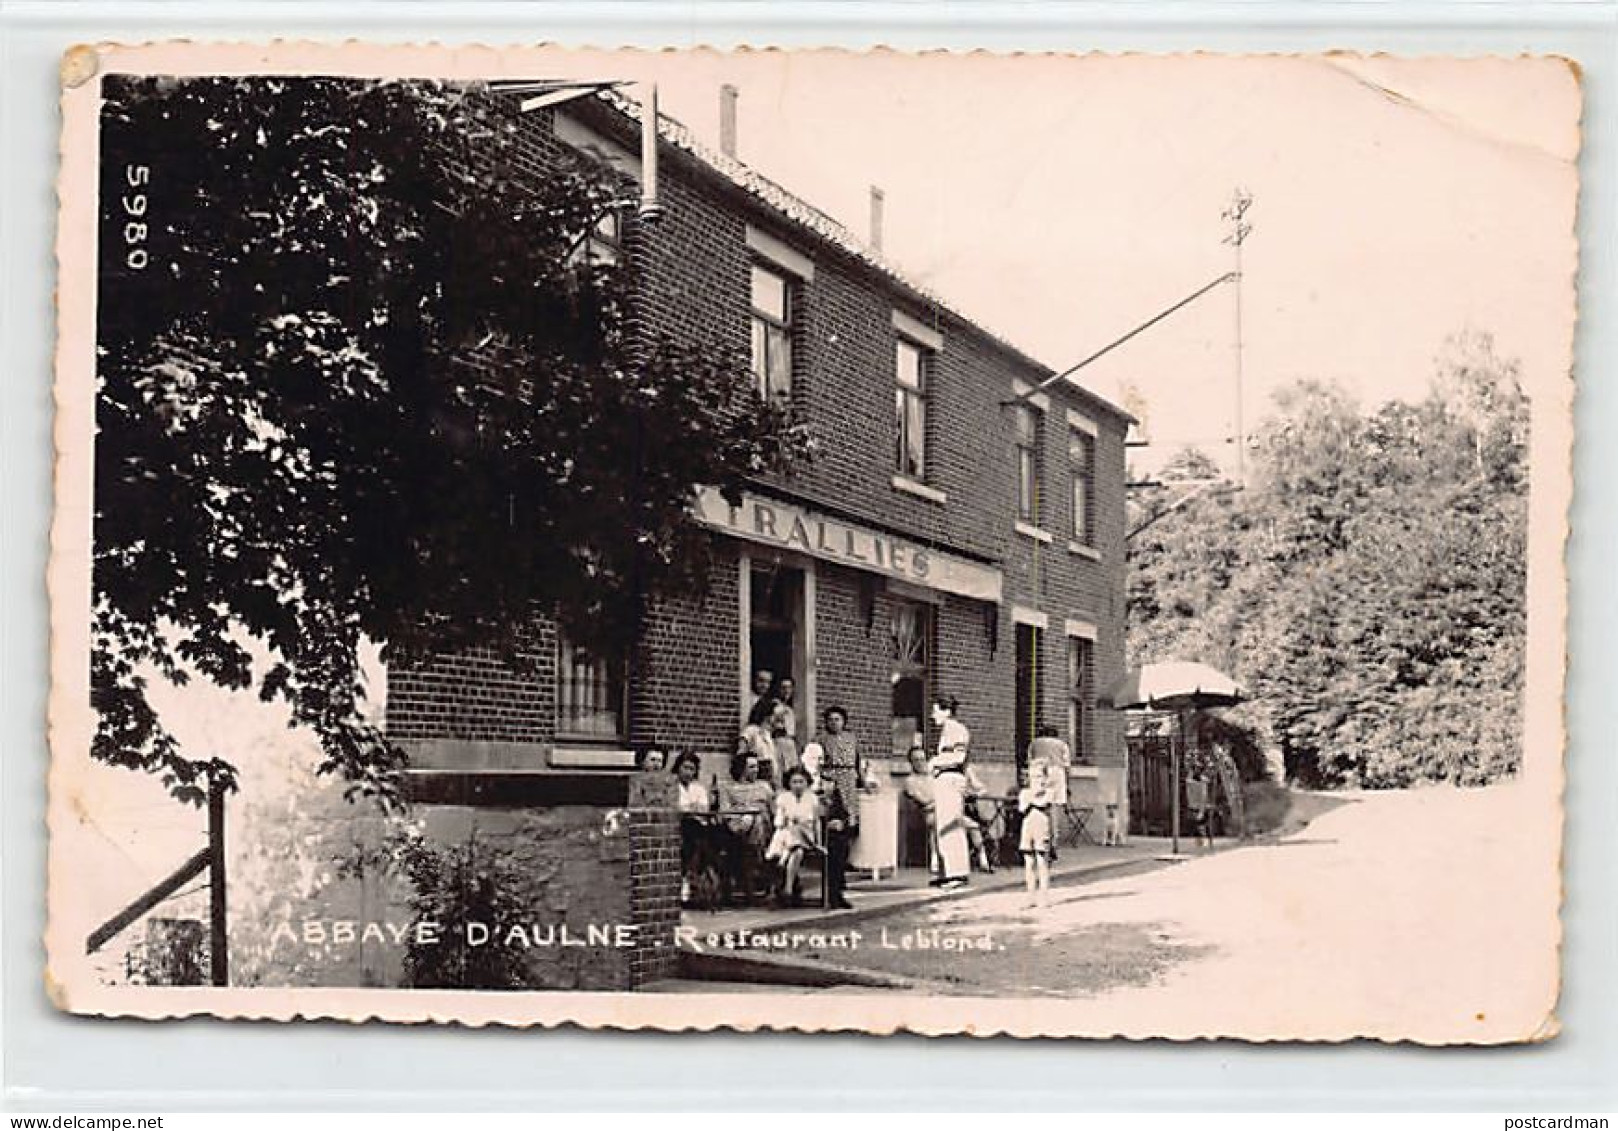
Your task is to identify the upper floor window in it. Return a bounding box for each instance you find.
[750,263,793,403]
[568,208,623,269]
[1013,403,1043,524]
[1069,427,1095,546]
[894,338,930,480]
[557,634,627,744]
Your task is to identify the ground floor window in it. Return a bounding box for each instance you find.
[1014,622,1043,764]
[557,634,627,743]
[1068,635,1093,763]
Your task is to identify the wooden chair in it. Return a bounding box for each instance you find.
[773,818,831,909]
[712,811,771,906]
[797,823,833,910]
[1060,801,1098,846]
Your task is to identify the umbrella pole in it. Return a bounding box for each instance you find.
[1172,708,1184,855]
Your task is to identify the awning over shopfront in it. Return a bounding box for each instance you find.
[693,487,1003,603]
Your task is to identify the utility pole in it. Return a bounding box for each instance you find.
[1222,188,1254,484]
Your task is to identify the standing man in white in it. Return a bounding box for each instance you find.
[929,694,973,892]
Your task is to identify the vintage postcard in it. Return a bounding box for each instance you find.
[48,41,1577,1041]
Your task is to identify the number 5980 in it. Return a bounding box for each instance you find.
[122,163,150,270]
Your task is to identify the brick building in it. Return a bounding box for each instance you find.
[387,86,1133,833]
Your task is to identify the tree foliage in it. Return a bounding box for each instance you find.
[1128,332,1528,788]
[93,77,805,805]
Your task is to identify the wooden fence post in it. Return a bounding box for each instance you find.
[208,776,228,987]
[1172,709,1185,856]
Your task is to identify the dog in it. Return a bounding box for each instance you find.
[1102,803,1124,846]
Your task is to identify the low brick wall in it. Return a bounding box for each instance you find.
[627,772,682,987]
[230,770,681,992]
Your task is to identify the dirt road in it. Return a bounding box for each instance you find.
[819,781,1560,1042]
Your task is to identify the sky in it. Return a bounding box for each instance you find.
[518,48,1581,472]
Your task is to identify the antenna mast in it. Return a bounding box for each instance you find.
[1222,188,1254,484]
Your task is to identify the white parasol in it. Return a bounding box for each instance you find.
[1103,661,1245,854]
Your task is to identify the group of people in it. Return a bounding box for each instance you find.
[901,715,1074,904]
[637,678,1084,911]
[642,686,870,910]
[738,669,801,784]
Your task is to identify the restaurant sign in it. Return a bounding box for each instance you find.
[693,487,1003,603]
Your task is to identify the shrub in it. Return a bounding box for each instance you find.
[1242,781,1295,836]
[391,831,533,990]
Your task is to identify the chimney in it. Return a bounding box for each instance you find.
[869,185,886,253]
[719,84,739,158]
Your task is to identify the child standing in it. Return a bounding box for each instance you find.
[1017,760,1056,906]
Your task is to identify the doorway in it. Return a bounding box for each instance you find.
[890,598,933,757]
[748,562,805,716]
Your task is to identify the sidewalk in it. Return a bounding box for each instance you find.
[680,835,1200,941]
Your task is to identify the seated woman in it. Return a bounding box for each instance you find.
[903,745,939,881]
[718,751,776,904]
[671,751,712,907]
[636,747,669,773]
[766,765,821,907]
[673,751,709,812]
[962,762,997,874]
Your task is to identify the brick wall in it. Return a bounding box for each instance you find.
[811,563,901,762]
[594,100,1131,782]
[626,772,681,986]
[387,624,557,746]
[385,88,1134,814]
[998,394,1130,774]
[629,538,740,756]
